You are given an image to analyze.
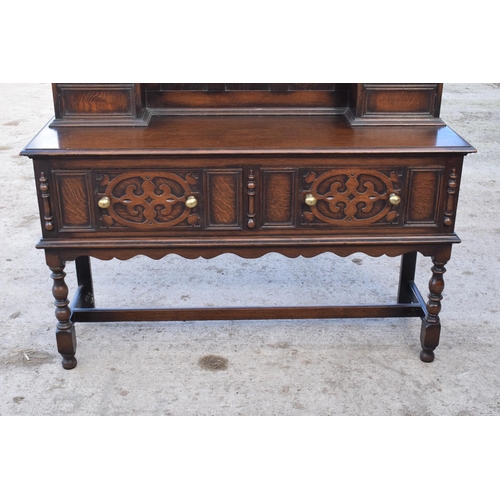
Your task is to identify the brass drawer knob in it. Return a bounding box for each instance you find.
[305,194,318,206]
[389,193,401,206]
[185,195,198,208]
[98,196,111,209]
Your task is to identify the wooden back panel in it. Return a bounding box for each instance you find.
[49,83,443,127]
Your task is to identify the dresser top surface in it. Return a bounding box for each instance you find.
[21,115,475,157]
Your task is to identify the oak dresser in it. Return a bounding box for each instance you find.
[21,83,475,369]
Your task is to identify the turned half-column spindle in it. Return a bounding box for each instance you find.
[39,172,54,231]
[50,264,77,369]
[420,258,447,362]
[247,170,256,229]
[444,169,458,226]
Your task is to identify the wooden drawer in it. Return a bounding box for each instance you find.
[96,168,248,232]
[42,162,454,236]
[95,170,204,231]
[298,166,404,228]
[260,164,450,232]
[47,167,246,233]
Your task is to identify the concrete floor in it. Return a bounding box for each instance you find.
[1,83,499,416]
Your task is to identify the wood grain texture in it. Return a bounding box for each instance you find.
[364,85,438,114]
[347,84,444,125]
[54,172,92,229]
[55,84,135,116]
[22,115,475,156]
[145,90,345,111]
[406,169,442,225]
[206,171,241,228]
[262,170,295,226]
[51,84,149,127]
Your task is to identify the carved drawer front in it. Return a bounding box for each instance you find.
[48,164,448,234]
[299,167,404,227]
[95,170,203,231]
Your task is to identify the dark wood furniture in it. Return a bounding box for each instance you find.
[21,84,475,369]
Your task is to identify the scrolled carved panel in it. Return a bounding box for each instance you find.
[300,168,403,227]
[97,170,202,230]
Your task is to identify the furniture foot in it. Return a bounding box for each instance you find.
[50,262,78,369]
[419,255,448,363]
[420,347,435,363]
[62,355,78,370]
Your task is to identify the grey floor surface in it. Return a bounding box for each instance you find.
[0,83,499,416]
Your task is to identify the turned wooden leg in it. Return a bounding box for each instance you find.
[420,255,448,363]
[50,262,77,369]
[76,256,95,308]
[397,252,417,304]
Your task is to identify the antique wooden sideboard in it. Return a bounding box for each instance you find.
[21,83,475,369]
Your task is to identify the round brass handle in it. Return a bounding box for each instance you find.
[305,194,318,206]
[185,195,198,209]
[389,193,401,206]
[98,196,111,209]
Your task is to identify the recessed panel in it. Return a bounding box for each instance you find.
[262,170,295,226]
[60,85,134,116]
[206,171,241,229]
[405,168,443,225]
[54,172,93,230]
[363,84,439,117]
